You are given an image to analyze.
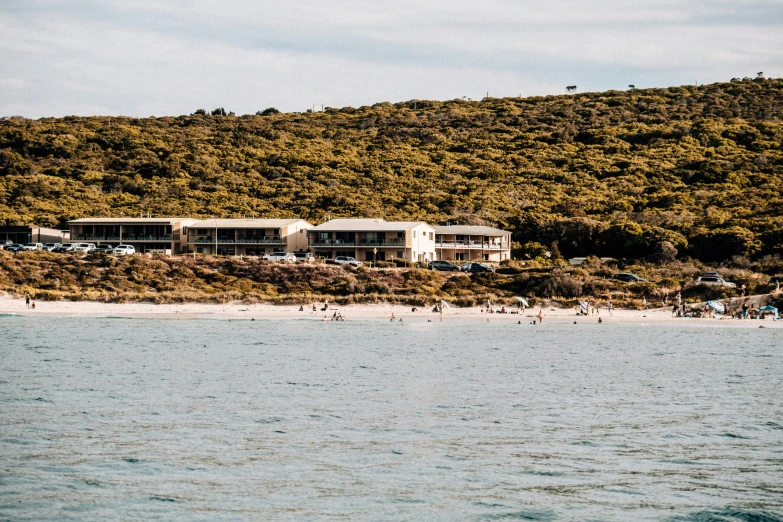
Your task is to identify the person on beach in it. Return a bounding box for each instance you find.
[30,301,36,310]
[25,293,30,309]
[298,305,304,312]
[391,313,395,322]
[672,303,678,317]
[607,301,613,317]
[676,292,682,306]
[742,303,749,319]
[538,308,544,324]
[312,304,316,312]
[642,296,647,310]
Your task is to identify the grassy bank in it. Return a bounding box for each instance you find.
[2,251,781,309]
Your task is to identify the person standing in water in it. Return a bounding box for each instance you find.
[538,308,544,324]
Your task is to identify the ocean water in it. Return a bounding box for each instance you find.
[0,316,781,521]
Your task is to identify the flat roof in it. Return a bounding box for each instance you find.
[189,219,311,229]
[434,225,508,236]
[69,218,197,224]
[311,219,433,232]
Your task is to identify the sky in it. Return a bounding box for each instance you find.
[1,0,782,118]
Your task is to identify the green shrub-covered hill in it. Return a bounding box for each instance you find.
[1,78,782,261]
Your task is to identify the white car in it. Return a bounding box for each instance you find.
[71,243,96,252]
[335,256,363,267]
[294,252,316,263]
[20,243,44,251]
[263,252,296,262]
[697,275,736,288]
[42,243,62,251]
[113,245,136,255]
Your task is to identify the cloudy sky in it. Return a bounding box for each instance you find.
[1,0,781,117]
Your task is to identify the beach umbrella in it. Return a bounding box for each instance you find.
[514,296,529,307]
[706,300,725,313]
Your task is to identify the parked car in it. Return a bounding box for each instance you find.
[52,244,75,253]
[613,273,647,282]
[263,251,295,262]
[335,256,363,267]
[93,245,114,254]
[42,243,63,251]
[428,260,460,272]
[697,275,736,287]
[462,262,495,273]
[71,243,96,252]
[4,244,25,252]
[293,252,316,263]
[20,243,44,251]
[113,245,136,255]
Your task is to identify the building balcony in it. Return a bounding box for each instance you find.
[309,238,407,247]
[73,235,121,241]
[436,241,509,250]
[188,237,283,244]
[120,234,173,241]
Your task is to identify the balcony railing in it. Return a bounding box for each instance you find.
[436,241,509,250]
[121,234,173,241]
[309,238,407,247]
[74,235,121,241]
[188,237,283,244]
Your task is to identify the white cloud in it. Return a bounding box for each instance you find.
[1,0,781,117]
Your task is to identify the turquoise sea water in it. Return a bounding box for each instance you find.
[1,317,781,521]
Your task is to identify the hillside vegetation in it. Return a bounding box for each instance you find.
[1,78,782,261]
[2,251,781,310]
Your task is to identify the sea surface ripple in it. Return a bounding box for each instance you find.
[1,317,782,521]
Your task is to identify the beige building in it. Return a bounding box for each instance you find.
[309,219,436,262]
[68,218,197,253]
[434,225,512,262]
[187,219,312,256]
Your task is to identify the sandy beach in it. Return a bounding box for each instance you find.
[1,293,780,327]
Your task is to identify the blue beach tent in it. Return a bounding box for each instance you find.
[757,305,780,320]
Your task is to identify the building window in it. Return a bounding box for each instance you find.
[397,251,403,258]
[429,232,433,240]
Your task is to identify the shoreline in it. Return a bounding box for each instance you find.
[2,295,780,327]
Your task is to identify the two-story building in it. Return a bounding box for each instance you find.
[434,225,512,262]
[308,219,436,263]
[186,219,313,256]
[67,218,197,253]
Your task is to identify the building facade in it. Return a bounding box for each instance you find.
[434,225,512,262]
[186,219,313,256]
[67,218,197,253]
[1,226,68,246]
[308,219,436,262]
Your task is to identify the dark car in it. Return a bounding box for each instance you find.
[3,244,25,253]
[93,245,114,254]
[428,260,460,272]
[613,272,647,283]
[462,262,496,273]
[52,244,74,253]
